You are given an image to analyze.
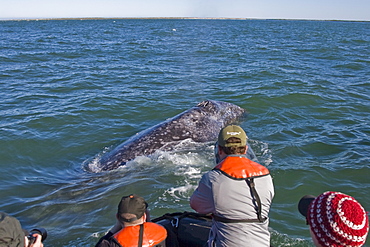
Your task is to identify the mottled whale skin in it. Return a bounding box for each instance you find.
[98,100,246,171]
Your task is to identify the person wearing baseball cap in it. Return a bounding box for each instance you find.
[298,191,369,247]
[0,212,43,247]
[190,125,275,247]
[95,194,167,247]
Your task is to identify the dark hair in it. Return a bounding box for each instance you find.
[220,137,246,155]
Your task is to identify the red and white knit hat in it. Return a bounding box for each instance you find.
[307,191,369,247]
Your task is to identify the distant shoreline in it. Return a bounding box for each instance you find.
[2,17,249,21]
[1,17,369,22]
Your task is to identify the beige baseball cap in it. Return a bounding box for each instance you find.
[218,125,248,147]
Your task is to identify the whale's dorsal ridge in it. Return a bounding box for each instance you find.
[197,100,211,108]
[95,100,246,171]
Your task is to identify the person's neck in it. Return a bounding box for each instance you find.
[123,218,145,227]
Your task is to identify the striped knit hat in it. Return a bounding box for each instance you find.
[306,191,369,247]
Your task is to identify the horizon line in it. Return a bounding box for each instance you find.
[1,17,369,22]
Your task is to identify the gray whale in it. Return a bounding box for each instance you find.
[98,100,246,171]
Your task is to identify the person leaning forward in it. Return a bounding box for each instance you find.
[0,212,44,247]
[95,194,167,247]
[298,191,369,247]
[190,125,275,247]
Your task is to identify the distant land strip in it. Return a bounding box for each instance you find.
[5,17,250,21]
[1,17,368,22]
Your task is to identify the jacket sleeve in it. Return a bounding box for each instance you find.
[190,172,215,214]
[95,231,120,247]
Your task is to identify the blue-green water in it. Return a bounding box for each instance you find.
[1,19,369,246]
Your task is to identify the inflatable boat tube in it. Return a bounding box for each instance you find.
[152,212,212,247]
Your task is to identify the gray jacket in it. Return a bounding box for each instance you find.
[190,160,274,247]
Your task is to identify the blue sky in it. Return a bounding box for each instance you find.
[1,0,369,21]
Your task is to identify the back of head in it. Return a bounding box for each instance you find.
[218,125,248,155]
[0,212,25,247]
[298,191,369,247]
[117,194,148,224]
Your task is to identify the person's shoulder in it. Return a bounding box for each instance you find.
[145,222,166,231]
[144,222,167,236]
[95,232,119,247]
[255,172,273,180]
[255,173,274,189]
[202,169,221,181]
[95,239,119,247]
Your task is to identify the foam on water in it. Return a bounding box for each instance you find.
[1,19,369,246]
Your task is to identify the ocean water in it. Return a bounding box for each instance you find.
[0,19,369,246]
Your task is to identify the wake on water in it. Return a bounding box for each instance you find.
[81,138,308,246]
[84,138,214,173]
[84,137,273,178]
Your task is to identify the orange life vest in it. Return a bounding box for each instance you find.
[213,155,270,223]
[214,155,269,179]
[113,222,167,247]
